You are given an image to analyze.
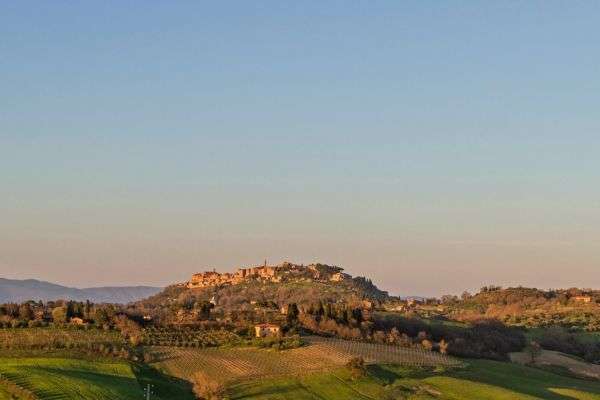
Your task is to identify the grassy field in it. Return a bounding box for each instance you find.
[0,357,141,399]
[0,356,194,400]
[229,360,600,399]
[150,336,459,384]
[4,334,600,399]
[527,327,600,345]
[0,386,12,400]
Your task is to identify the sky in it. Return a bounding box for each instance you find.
[1,1,599,296]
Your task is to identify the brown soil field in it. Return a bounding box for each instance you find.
[511,349,600,379]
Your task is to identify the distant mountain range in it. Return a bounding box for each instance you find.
[0,278,162,304]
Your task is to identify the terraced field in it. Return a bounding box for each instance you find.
[150,336,459,384]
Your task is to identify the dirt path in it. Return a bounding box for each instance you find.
[510,349,600,379]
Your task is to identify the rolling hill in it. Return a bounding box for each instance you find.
[0,278,161,303]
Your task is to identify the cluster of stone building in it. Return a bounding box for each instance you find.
[187,262,351,289]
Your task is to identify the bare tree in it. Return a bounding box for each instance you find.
[524,341,542,364]
[192,372,225,400]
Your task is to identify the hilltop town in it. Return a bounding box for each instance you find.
[187,262,351,289]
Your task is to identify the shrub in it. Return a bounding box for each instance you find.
[191,372,225,399]
[346,356,367,380]
[524,341,542,363]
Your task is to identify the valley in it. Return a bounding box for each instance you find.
[3,262,600,399]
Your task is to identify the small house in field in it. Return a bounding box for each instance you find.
[70,317,85,325]
[254,323,281,338]
[573,296,592,303]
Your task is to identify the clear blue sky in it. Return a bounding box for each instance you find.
[1,2,599,296]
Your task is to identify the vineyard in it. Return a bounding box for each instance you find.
[150,336,460,384]
[141,326,241,347]
[0,327,123,350]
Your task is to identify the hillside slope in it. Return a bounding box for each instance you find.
[0,278,161,303]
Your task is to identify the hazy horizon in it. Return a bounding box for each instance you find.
[2,2,599,297]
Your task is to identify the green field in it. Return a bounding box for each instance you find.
[229,360,600,400]
[3,342,600,399]
[0,386,12,400]
[0,357,140,399]
[527,327,600,345]
[0,356,193,400]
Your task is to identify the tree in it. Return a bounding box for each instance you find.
[5,303,19,318]
[18,303,34,321]
[422,339,433,351]
[351,308,363,324]
[524,341,542,364]
[94,307,112,327]
[286,303,299,326]
[441,295,458,304]
[373,330,386,343]
[84,300,92,319]
[192,372,224,399]
[66,301,75,319]
[439,339,449,354]
[325,303,334,319]
[316,301,325,317]
[52,306,67,324]
[346,357,367,380]
[198,301,214,320]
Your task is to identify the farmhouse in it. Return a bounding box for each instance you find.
[70,317,85,325]
[573,296,592,303]
[254,323,281,338]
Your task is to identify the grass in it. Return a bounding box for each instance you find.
[4,335,600,400]
[0,386,12,400]
[526,327,600,345]
[0,357,141,399]
[228,359,600,399]
[0,355,194,400]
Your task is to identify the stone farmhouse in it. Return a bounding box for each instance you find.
[573,295,592,303]
[254,323,281,338]
[70,317,86,326]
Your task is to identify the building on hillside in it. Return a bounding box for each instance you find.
[330,272,350,282]
[186,262,353,288]
[573,296,592,303]
[407,298,423,307]
[387,304,406,312]
[254,323,281,338]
